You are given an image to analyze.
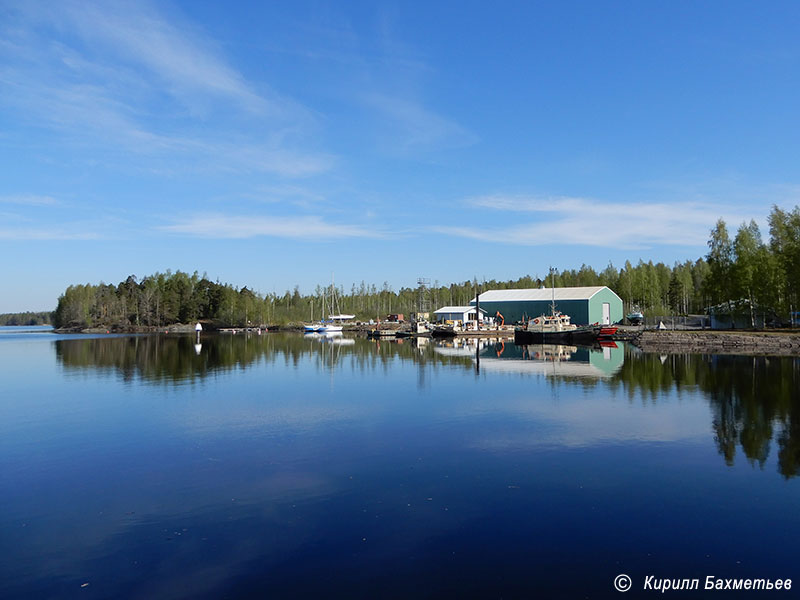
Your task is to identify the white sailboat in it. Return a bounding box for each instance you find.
[318,274,344,333]
[304,297,323,333]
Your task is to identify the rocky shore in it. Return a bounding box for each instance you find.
[627,330,800,356]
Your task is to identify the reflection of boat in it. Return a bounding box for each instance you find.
[434,343,478,358]
[514,322,617,344]
[305,331,345,341]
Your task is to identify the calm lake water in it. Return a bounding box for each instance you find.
[1,330,799,599]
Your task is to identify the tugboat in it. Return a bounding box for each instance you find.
[514,314,617,344]
[514,268,617,344]
[516,310,577,339]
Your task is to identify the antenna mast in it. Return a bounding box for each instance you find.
[417,277,431,316]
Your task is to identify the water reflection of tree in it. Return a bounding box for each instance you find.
[56,335,800,478]
[612,349,800,478]
[55,334,471,386]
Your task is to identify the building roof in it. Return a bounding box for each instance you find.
[434,306,488,314]
[471,286,615,303]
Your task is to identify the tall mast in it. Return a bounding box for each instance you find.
[330,272,337,318]
[550,266,556,316]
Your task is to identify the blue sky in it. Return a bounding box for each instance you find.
[2,1,800,311]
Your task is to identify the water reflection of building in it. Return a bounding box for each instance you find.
[477,342,625,378]
[432,337,484,358]
[54,334,800,479]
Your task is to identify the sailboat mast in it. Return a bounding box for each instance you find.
[323,285,328,324]
[550,266,556,316]
[329,272,336,321]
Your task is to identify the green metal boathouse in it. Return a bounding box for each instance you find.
[470,286,623,326]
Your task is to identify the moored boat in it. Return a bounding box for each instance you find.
[514,310,575,343]
[367,328,398,338]
[430,324,457,338]
[310,274,347,334]
[513,268,617,344]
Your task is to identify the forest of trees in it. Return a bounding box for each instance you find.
[51,205,800,329]
[0,311,54,326]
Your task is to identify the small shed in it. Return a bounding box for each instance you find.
[433,306,488,324]
[471,286,623,325]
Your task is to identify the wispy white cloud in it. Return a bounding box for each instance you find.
[0,227,101,241]
[8,78,332,175]
[160,214,387,240]
[243,184,330,209]
[359,7,475,154]
[19,0,276,116]
[287,8,475,155]
[0,0,327,177]
[434,194,753,249]
[363,93,477,152]
[0,194,59,206]
[209,142,333,178]
[0,209,128,241]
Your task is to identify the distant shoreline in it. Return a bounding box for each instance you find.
[47,323,800,356]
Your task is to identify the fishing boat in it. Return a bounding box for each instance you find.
[514,268,617,344]
[515,316,617,344]
[518,311,577,335]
